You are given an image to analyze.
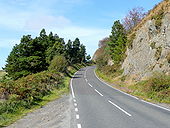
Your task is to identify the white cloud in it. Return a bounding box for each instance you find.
[24,15,71,31]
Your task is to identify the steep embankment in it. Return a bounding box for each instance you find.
[93,0,170,104]
[123,0,170,80]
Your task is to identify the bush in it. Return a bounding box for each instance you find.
[0,71,63,103]
[48,55,68,73]
[145,73,170,92]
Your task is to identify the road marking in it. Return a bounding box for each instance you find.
[95,89,103,97]
[84,68,88,78]
[77,124,82,128]
[93,70,139,100]
[76,114,80,119]
[71,71,79,99]
[141,100,170,112]
[88,83,93,88]
[74,103,77,107]
[108,100,132,117]
[93,69,170,112]
[70,78,75,98]
[75,108,78,112]
[85,78,88,82]
[73,99,76,102]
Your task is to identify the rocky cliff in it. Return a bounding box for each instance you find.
[122,0,170,80]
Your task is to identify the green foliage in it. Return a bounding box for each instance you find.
[65,38,86,64]
[46,41,65,64]
[4,29,87,80]
[150,42,156,49]
[155,46,162,60]
[166,52,170,63]
[133,73,170,103]
[96,54,108,69]
[86,55,91,61]
[151,8,164,31]
[127,33,136,49]
[108,20,127,64]
[48,55,68,73]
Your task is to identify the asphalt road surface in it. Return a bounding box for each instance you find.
[71,66,170,128]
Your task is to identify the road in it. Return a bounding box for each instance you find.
[71,66,170,128]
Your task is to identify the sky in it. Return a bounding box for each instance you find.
[0,0,162,69]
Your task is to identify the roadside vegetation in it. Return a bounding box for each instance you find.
[0,29,91,126]
[95,1,170,105]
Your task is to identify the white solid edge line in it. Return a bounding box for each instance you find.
[70,78,75,98]
[108,100,132,117]
[95,89,103,97]
[75,108,78,112]
[76,114,80,119]
[77,124,82,128]
[94,69,170,112]
[141,100,170,112]
[94,70,138,100]
[88,83,93,88]
[70,71,79,99]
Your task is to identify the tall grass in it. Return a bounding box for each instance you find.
[130,73,170,103]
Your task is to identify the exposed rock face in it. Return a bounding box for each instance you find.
[122,12,170,80]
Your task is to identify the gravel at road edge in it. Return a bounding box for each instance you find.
[7,94,75,128]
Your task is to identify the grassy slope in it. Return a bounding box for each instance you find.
[0,64,84,127]
[96,68,170,104]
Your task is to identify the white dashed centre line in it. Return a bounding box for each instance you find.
[108,100,132,117]
[76,114,80,119]
[85,78,88,82]
[73,99,76,102]
[94,89,103,97]
[77,124,82,128]
[75,108,78,112]
[74,103,77,107]
[88,83,93,88]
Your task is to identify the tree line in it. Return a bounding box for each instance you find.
[96,7,146,68]
[4,29,91,79]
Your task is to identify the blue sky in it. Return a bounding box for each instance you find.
[0,0,162,69]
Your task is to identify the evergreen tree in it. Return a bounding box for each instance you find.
[108,20,127,64]
[78,44,86,63]
[72,38,80,63]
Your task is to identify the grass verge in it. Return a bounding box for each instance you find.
[0,64,83,127]
[0,76,70,127]
[95,68,170,104]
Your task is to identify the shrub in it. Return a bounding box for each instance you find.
[155,46,162,60]
[150,42,156,49]
[151,8,164,31]
[144,73,170,92]
[127,33,136,49]
[48,55,68,73]
[0,71,63,103]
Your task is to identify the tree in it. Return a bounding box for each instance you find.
[65,40,73,63]
[108,20,127,64]
[86,55,91,61]
[122,7,146,32]
[78,44,86,63]
[72,38,81,63]
[4,35,47,79]
[48,55,68,73]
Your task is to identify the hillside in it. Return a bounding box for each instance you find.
[93,0,170,104]
[123,0,170,80]
[94,0,170,80]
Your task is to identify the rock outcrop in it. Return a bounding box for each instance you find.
[122,0,170,80]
